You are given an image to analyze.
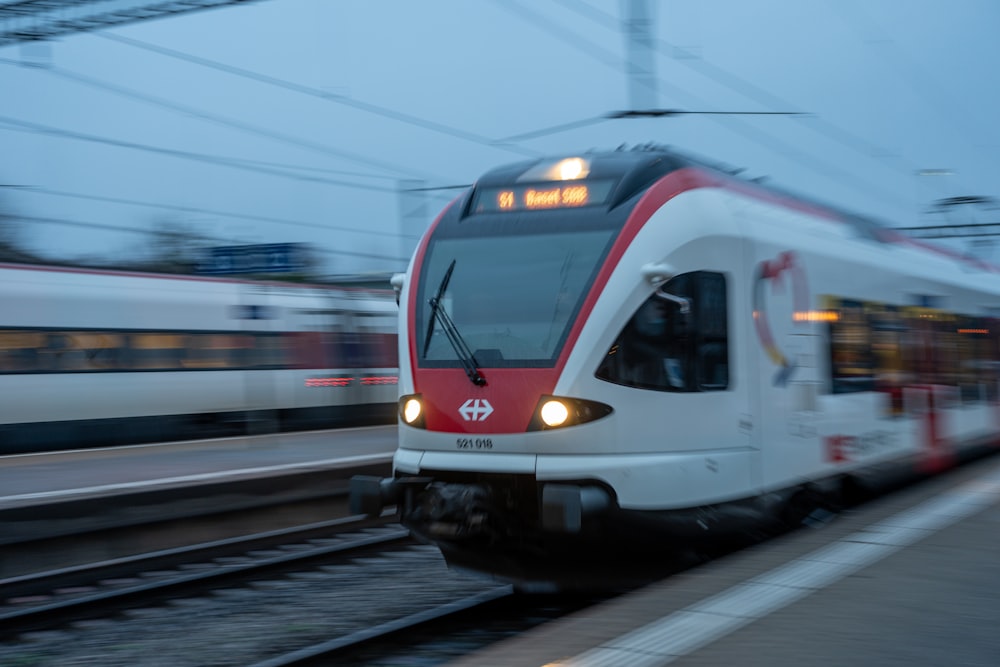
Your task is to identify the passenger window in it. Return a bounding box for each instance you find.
[829,300,875,393]
[0,331,45,373]
[596,271,729,392]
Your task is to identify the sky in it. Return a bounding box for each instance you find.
[1,0,998,276]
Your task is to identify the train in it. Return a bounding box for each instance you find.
[0,263,399,454]
[352,144,1000,587]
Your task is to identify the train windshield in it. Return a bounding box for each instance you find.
[416,229,614,367]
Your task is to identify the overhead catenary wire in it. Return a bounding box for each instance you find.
[4,1,986,265]
[0,56,442,183]
[11,212,409,264]
[22,187,425,241]
[556,0,974,204]
[94,31,543,160]
[0,114,415,192]
[492,0,917,213]
[825,0,990,159]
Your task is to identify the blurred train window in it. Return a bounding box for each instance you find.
[900,309,960,389]
[0,322,398,374]
[982,320,999,401]
[129,333,186,369]
[0,331,45,372]
[225,333,254,367]
[61,332,125,371]
[327,330,357,368]
[695,272,729,390]
[956,318,993,403]
[371,332,400,368]
[934,313,960,388]
[253,333,287,369]
[596,271,729,392]
[828,301,1000,409]
[182,333,239,369]
[829,300,876,393]
[0,328,305,373]
[868,305,907,413]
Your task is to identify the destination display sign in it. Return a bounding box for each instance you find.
[472,179,615,214]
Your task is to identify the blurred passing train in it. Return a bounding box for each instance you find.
[0,263,398,454]
[353,144,1000,586]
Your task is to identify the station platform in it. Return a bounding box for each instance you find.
[445,454,1000,667]
[0,425,396,510]
[0,426,397,548]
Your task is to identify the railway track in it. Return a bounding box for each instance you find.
[248,586,618,667]
[0,516,410,639]
[0,526,544,667]
[0,511,615,667]
[250,586,515,667]
[10,456,989,665]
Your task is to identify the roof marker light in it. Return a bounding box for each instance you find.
[558,157,587,180]
[518,157,591,183]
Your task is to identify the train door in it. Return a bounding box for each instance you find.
[238,284,278,434]
[594,267,757,507]
[782,326,824,455]
[288,299,337,428]
[750,245,823,490]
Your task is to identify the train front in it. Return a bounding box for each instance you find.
[353,151,688,583]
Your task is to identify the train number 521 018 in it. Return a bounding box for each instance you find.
[457,438,493,449]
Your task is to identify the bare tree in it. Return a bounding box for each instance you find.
[138,217,206,273]
[0,188,35,262]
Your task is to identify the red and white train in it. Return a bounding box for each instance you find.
[0,263,399,454]
[353,145,1000,586]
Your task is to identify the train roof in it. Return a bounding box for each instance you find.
[472,144,1000,275]
[474,144,869,224]
[0,261,395,294]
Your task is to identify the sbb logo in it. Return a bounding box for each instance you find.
[458,399,494,422]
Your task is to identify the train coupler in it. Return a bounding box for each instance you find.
[349,475,432,518]
[541,484,612,533]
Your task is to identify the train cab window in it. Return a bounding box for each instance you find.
[596,271,729,392]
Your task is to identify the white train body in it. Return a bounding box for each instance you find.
[352,147,1000,584]
[0,264,399,453]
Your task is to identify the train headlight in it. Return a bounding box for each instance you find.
[528,395,613,431]
[403,398,422,424]
[540,400,569,427]
[399,394,425,428]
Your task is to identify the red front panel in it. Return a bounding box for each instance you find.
[416,368,559,433]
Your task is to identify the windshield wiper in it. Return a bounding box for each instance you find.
[423,259,486,386]
[423,259,455,357]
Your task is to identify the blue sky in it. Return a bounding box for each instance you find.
[1,0,998,274]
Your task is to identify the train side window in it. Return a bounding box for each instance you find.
[65,332,124,371]
[0,330,45,373]
[595,271,729,392]
[829,300,875,393]
[695,273,729,390]
[956,319,986,403]
[254,333,288,369]
[129,333,186,370]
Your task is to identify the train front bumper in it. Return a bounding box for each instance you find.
[350,473,612,536]
[351,446,758,543]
